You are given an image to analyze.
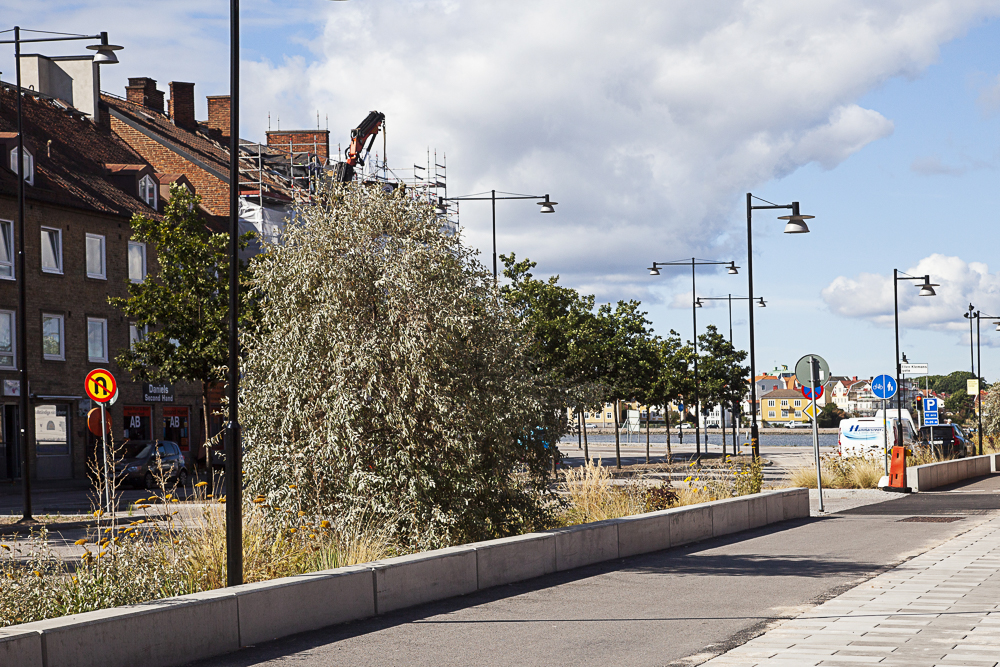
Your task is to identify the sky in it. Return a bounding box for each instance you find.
[5,1,1000,382]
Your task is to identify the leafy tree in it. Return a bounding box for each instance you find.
[696,325,749,442]
[239,182,556,549]
[818,402,847,428]
[944,389,974,423]
[926,371,981,395]
[592,301,659,468]
[644,331,689,460]
[110,185,248,464]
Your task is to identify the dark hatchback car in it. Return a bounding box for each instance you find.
[115,440,188,489]
[916,425,969,459]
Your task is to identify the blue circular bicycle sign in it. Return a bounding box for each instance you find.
[871,374,897,400]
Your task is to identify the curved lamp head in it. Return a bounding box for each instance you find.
[434,197,448,215]
[537,194,557,214]
[648,265,661,276]
[695,298,704,308]
[88,43,123,65]
[727,262,740,275]
[757,298,766,307]
[994,321,1000,332]
[917,276,939,297]
[779,201,814,234]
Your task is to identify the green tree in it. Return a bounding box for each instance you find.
[239,182,556,549]
[644,330,689,461]
[926,371,980,395]
[944,389,974,423]
[818,402,847,428]
[109,185,247,464]
[592,300,659,468]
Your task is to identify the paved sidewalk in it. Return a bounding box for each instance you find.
[702,517,1000,666]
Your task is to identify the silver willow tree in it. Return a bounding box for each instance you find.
[240,182,556,548]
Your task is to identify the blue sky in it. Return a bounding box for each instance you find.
[5,1,1000,382]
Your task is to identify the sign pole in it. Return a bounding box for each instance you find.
[882,398,889,476]
[100,400,110,516]
[810,356,824,514]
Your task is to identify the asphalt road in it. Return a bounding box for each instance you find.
[188,476,1000,667]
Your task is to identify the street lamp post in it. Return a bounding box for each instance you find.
[745,194,813,460]
[0,27,121,523]
[695,294,766,455]
[647,259,739,456]
[438,192,557,280]
[894,271,938,449]
[963,306,998,456]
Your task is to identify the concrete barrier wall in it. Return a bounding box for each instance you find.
[906,453,999,492]
[7,487,808,667]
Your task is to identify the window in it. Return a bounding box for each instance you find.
[0,310,14,368]
[35,404,68,456]
[86,234,106,279]
[583,412,590,419]
[41,227,62,274]
[781,410,789,418]
[128,241,146,283]
[129,322,147,349]
[768,411,775,418]
[606,412,612,419]
[795,411,802,418]
[10,147,33,186]
[42,314,64,360]
[780,399,788,407]
[767,399,775,407]
[139,175,157,210]
[87,318,108,362]
[0,219,12,279]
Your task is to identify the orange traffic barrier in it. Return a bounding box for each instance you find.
[887,445,911,492]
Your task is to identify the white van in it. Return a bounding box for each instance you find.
[838,417,912,458]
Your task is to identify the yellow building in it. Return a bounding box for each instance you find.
[760,388,810,424]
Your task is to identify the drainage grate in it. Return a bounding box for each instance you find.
[897,516,964,523]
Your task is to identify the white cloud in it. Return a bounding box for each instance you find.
[237,0,1000,300]
[822,254,1000,345]
[8,1,1000,303]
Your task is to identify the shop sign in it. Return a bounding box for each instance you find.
[143,383,175,403]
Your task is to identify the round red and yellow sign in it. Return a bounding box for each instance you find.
[84,368,117,403]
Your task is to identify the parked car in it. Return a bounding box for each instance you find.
[115,440,188,489]
[785,421,809,429]
[915,425,969,459]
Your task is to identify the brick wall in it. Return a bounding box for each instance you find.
[266,130,330,164]
[126,78,164,113]
[109,117,230,216]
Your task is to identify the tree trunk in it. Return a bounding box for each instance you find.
[645,409,650,464]
[614,400,621,469]
[665,399,672,463]
[202,381,212,497]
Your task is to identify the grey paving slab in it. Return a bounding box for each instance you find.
[701,517,1000,667]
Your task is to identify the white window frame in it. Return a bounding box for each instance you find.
[10,147,33,186]
[768,399,775,407]
[87,317,108,362]
[139,174,157,210]
[0,219,12,280]
[40,227,63,274]
[780,399,788,407]
[129,322,148,350]
[85,233,106,280]
[41,313,64,361]
[0,310,15,369]
[128,241,146,283]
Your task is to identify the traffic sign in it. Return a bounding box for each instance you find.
[900,363,928,375]
[871,374,897,400]
[967,379,980,395]
[85,368,117,403]
[87,408,111,436]
[923,397,940,426]
[802,402,818,420]
[801,385,824,400]
[795,354,830,389]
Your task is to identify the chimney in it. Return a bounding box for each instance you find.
[266,129,331,164]
[206,95,231,141]
[126,77,165,113]
[18,54,102,123]
[168,81,196,130]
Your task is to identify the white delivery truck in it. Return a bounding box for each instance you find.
[838,416,914,458]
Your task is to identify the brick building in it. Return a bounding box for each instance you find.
[0,76,205,482]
